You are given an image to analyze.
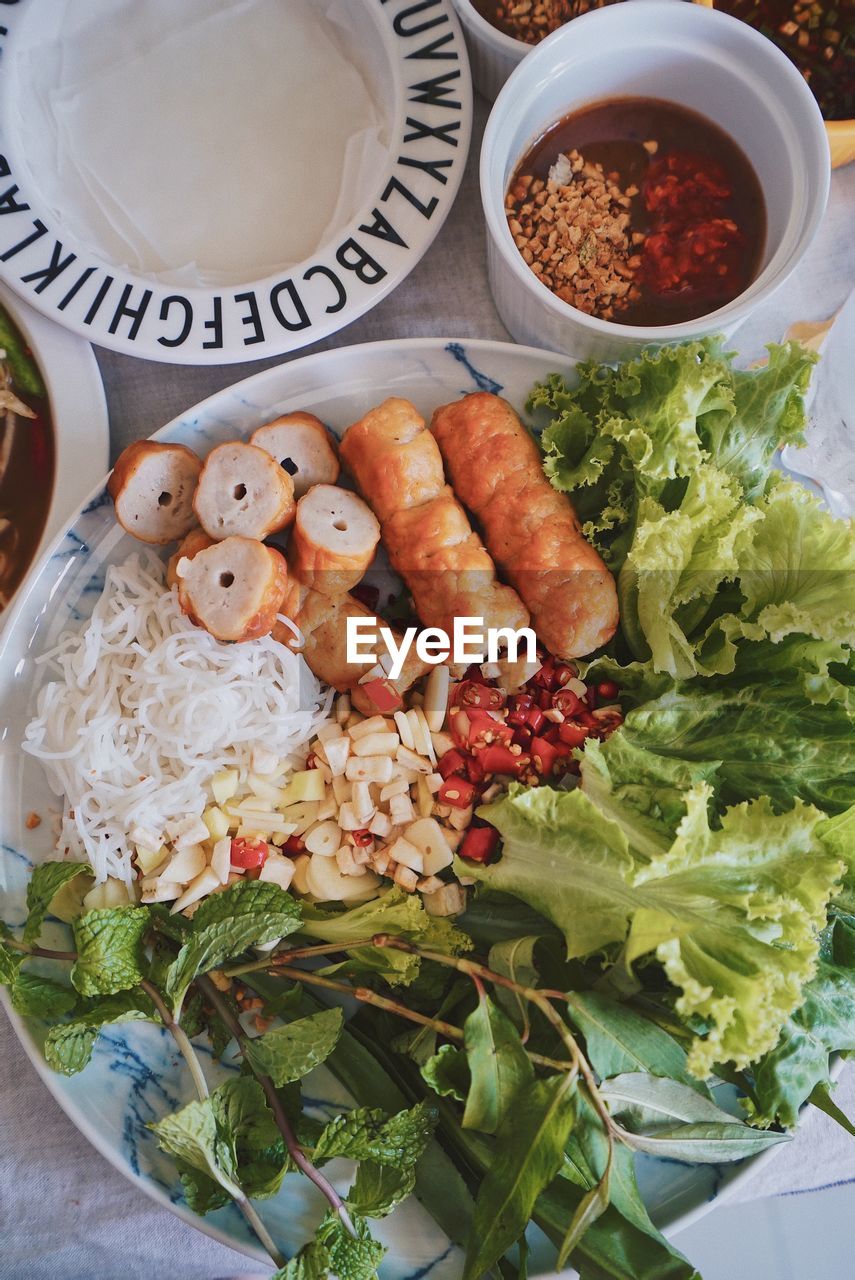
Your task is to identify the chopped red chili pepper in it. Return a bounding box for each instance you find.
[531,736,561,776]
[438,747,469,780]
[455,680,507,711]
[361,677,403,714]
[351,830,374,848]
[553,688,582,717]
[438,776,477,809]
[454,707,513,749]
[230,836,269,869]
[281,834,305,856]
[598,680,620,700]
[459,825,500,864]
[506,693,535,726]
[558,721,588,749]
[477,743,529,776]
[525,706,546,735]
[512,725,534,750]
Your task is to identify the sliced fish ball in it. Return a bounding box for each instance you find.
[194,440,295,541]
[251,412,340,499]
[176,536,289,642]
[166,527,214,587]
[109,440,202,545]
[290,484,380,596]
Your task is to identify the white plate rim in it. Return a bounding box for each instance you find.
[0,280,108,623]
[0,335,806,1273]
[0,0,472,365]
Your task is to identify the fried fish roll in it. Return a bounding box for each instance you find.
[384,488,529,637]
[431,392,619,657]
[341,398,530,643]
[250,412,340,499]
[290,485,380,597]
[166,527,213,588]
[109,440,202,545]
[273,587,427,702]
[194,441,296,541]
[176,536,289,643]
[339,397,445,522]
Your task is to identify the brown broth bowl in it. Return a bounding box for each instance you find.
[0,312,54,612]
[506,98,766,327]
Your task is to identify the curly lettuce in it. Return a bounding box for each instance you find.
[471,784,852,1076]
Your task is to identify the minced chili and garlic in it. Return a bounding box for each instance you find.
[505,149,644,320]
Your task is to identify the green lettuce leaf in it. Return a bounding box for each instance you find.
[299,886,471,986]
[475,784,848,1074]
[749,912,855,1127]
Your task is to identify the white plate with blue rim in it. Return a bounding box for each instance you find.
[0,338,787,1276]
[0,0,471,364]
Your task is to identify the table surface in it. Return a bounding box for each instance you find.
[2,94,854,1280]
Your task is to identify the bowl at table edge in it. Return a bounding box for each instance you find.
[479,0,830,362]
[453,0,855,167]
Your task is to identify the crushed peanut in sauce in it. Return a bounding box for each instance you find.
[505,150,643,319]
[479,0,618,44]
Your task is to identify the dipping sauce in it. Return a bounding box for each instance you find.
[0,306,53,612]
[505,97,766,326]
[715,1,853,120]
[471,0,619,44]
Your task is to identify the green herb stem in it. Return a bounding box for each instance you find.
[196,973,356,1242]
[4,937,76,962]
[139,979,209,1101]
[223,936,379,978]
[265,962,573,1074]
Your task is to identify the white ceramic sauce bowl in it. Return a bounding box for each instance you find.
[451,0,525,100]
[480,0,830,361]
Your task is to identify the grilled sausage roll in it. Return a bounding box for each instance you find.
[193,441,295,541]
[339,397,446,522]
[430,392,619,657]
[109,440,202,545]
[175,536,289,643]
[341,398,530,645]
[290,485,380,597]
[250,412,340,499]
[166,527,214,588]
[273,585,427,700]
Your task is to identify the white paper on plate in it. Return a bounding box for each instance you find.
[8,0,391,285]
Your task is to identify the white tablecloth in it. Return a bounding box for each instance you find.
[2,94,854,1280]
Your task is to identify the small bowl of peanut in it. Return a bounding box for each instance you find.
[480,0,829,361]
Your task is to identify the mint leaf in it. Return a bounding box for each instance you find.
[71,906,149,996]
[44,990,154,1074]
[348,1161,415,1218]
[566,991,705,1094]
[0,933,23,984]
[421,1044,469,1102]
[315,1211,385,1280]
[271,1242,330,1280]
[464,1075,577,1280]
[313,1100,436,1168]
[150,1095,243,1202]
[243,1007,343,1086]
[24,861,92,944]
[601,1073,790,1161]
[10,971,77,1019]
[165,880,301,1013]
[462,991,533,1134]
